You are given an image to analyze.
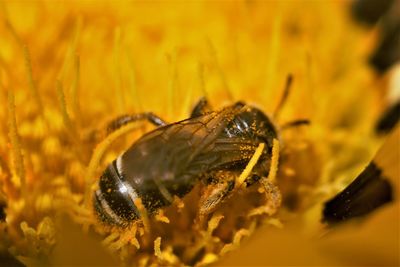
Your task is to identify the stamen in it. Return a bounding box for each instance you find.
[197,62,207,98]
[167,48,178,119]
[84,122,141,206]
[155,210,170,224]
[127,51,143,112]
[134,198,150,232]
[23,46,44,119]
[154,237,163,260]
[267,138,280,184]
[58,16,82,81]
[102,231,120,247]
[206,212,224,236]
[7,89,26,198]
[70,54,81,120]
[264,13,282,106]
[206,38,233,101]
[220,228,250,255]
[113,26,125,113]
[56,80,79,141]
[235,143,265,189]
[2,7,23,48]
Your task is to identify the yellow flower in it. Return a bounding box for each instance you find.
[0,1,397,266]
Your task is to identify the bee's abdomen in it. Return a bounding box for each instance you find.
[93,160,140,226]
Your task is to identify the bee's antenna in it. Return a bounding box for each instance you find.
[273,74,293,119]
[281,119,310,130]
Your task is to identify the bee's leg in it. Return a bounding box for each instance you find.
[244,173,262,187]
[197,179,235,224]
[106,112,167,134]
[281,119,310,130]
[251,174,282,216]
[190,97,211,118]
[260,178,282,215]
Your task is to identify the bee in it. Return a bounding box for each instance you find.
[93,77,305,226]
[323,162,393,224]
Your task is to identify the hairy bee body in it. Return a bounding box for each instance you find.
[94,101,277,226]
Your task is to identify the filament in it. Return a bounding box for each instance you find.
[7,89,26,198]
[267,138,280,184]
[84,122,141,206]
[206,38,233,101]
[23,46,44,119]
[236,143,265,189]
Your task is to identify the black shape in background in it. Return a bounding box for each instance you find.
[323,162,393,224]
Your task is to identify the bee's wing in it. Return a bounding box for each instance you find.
[136,107,255,175]
[121,109,237,179]
[173,109,262,175]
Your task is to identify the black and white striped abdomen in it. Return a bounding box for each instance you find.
[93,156,174,226]
[93,157,143,226]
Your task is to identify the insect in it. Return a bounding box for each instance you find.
[93,77,303,226]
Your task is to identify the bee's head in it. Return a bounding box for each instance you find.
[234,103,278,149]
